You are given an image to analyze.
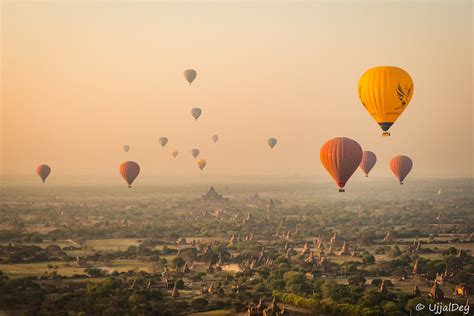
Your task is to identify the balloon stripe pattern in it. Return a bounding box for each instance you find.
[119,161,140,188]
[320,137,363,192]
[36,165,51,183]
[390,155,413,184]
[359,151,377,177]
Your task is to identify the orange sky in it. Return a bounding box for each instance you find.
[1,2,472,180]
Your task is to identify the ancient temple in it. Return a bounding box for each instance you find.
[301,241,311,255]
[337,242,351,256]
[201,187,227,202]
[379,280,389,294]
[429,282,444,301]
[172,282,180,298]
[412,284,421,296]
[412,259,419,274]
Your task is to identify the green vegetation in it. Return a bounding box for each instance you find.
[0,179,472,315]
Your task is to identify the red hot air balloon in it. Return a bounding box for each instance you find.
[36,165,51,183]
[390,155,413,184]
[320,137,363,192]
[359,151,377,177]
[119,161,140,188]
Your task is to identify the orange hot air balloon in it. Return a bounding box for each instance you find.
[119,161,140,188]
[196,159,207,171]
[36,165,51,183]
[390,155,413,185]
[320,137,363,192]
[359,151,377,177]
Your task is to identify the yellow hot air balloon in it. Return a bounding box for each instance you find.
[196,159,207,171]
[358,66,414,136]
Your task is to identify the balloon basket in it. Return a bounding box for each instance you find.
[339,188,345,192]
[382,132,391,137]
[399,182,403,185]
[128,185,132,188]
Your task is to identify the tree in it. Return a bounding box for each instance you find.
[362,254,375,265]
[85,268,105,277]
[283,271,311,295]
[348,274,366,286]
[191,298,208,310]
[172,256,186,268]
[175,279,185,289]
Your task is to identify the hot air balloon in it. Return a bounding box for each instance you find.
[267,138,277,149]
[212,134,219,143]
[119,161,140,188]
[320,137,363,192]
[172,150,179,158]
[184,69,197,85]
[196,159,207,171]
[390,155,413,184]
[191,148,200,159]
[159,137,168,147]
[358,66,414,136]
[36,165,51,183]
[191,108,202,121]
[359,151,377,177]
[123,145,130,152]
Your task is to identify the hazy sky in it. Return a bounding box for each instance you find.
[1,1,472,181]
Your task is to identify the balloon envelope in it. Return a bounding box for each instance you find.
[359,151,377,177]
[267,138,277,149]
[159,137,168,147]
[36,165,51,183]
[358,66,414,136]
[191,148,200,159]
[196,159,207,171]
[191,108,202,121]
[320,137,363,192]
[212,135,219,143]
[123,145,130,152]
[172,150,179,158]
[390,155,413,184]
[119,161,140,188]
[184,69,197,85]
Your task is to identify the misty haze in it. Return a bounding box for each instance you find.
[0,1,473,316]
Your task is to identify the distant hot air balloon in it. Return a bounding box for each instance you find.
[184,69,197,85]
[196,159,207,171]
[159,137,168,147]
[119,161,140,188]
[359,151,377,177]
[191,108,202,121]
[390,155,413,185]
[191,148,200,159]
[172,150,179,158]
[212,134,219,143]
[36,165,51,183]
[358,66,414,136]
[320,137,363,192]
[267,138,277,149]
[123,145,130,152]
